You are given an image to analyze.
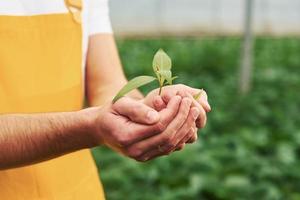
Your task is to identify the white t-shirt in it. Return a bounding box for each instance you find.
[0,0,113,64]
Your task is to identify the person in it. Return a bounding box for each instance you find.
[0,0,211,199]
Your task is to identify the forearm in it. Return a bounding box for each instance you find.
[0,109,95,170]
[86,34,143,106]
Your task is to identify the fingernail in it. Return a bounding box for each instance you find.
[147,110,159,122]
[192,109,200,119]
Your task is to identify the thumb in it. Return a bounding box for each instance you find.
[152,95,167,111]
[112,97,160,125]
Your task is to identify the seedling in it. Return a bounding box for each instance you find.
[152,49,178,95]
[113,49,203,103]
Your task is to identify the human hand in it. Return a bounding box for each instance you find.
[85,95,199,161]
[143,84,211,147]
[144,84,211,127]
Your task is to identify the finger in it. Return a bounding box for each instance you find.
[138,126,193,161]
[159,85,211,113]
[163,87,208,129]
[172,122,197,152]
[137,135,188,162]
[155,95,183,128]
[186,127,198,143]
[130,97,192,158]
[177,86,211,112]
[191,89,211,112]
[152,97,193,152]
[137,125,195,161]
[136,139,178,162]
[176,90,205,117]
[178,125,196,145]
[137,147,172,162]
[197,106,207,128]
[180,92,207,128]
[112,97,160,125]
[123,96,182,147]
[194,102,207,129]
[170,108,199,151]
[175,143,185,151]
[160,88,178,104]
[163,84,210,111]
[153,95,167,111]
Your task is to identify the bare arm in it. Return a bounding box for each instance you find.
[0,34,139,169]
[0,109,95,170]
[0,94,196,167]
[0,31,210,169]
[86,34,143,106]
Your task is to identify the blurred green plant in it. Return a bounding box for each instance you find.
[92,37,300,200]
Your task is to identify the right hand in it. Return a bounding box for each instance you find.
[84,95,199,162]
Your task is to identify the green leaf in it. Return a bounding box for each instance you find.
[152,49,173,87]
[171,76,178,81]
[151,48,177,95]
[159,70,172,85]
[153,49,172,72]
[193,89,204,100]
[165,76,178,85]
[112,76,156,103]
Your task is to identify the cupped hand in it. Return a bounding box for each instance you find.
[87,95,198,161]
[143,84,211,146]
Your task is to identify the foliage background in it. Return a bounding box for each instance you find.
[92,37,300,200]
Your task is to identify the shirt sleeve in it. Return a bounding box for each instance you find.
[88,0,113,35]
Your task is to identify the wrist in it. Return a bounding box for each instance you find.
[76,106,103,148]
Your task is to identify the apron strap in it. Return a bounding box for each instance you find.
[64,0,82,24]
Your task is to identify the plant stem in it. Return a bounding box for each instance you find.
[158,86,162,96]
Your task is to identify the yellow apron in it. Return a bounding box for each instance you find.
[0,1,105,199]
